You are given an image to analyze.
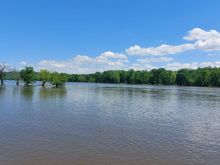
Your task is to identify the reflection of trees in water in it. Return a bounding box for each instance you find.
[0,85,5,95]
[20,86,34,101]
[12,86,21,97]
[39,87,67,99]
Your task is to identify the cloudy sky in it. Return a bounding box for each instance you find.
[1,0,220,73]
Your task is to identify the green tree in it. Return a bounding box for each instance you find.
[194,68,211,86]
[68,74,78,82]
[149,68,165,84]
[88,75,96,82]
[20,67,35,85]
[142,71,151,84]
[176,69,193,86]
[126,69,136,84]
[160,70,176,85]
[119,70,126,83]
[101,71,120,83]
[50,72,68,87]
[39,69,51,86]
[12,70,21,86]
[210,68,220,87]
[15,67,219,87]
[134,71,143,84]
[77,75,88,82]
[111,71,120,83]
[94,72,102,83]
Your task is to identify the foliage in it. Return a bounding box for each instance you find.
[39,69,51,86]
[20,67,36,85]
[68,67,220,87]
[49,72,68,87]
[5,67,220,87]
[12,70,21,85]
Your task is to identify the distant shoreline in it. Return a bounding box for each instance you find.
[3,79,220,89]
[4,67,220,88]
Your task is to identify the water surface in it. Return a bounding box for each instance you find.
[1,81,220,165]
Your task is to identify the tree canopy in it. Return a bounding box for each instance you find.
[67,67,220,87]
[20,67,36,85]
[39,69,51,86]
[4,67,220,87]
[49,72,68,87]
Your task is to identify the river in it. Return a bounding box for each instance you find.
[0,81,220,165]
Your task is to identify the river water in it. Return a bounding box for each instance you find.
[0,81,220,165]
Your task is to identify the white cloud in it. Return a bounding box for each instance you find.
[126,44,194,56]
[185,28,220,51]
[38,60,67,68]
[73,55,93,63]
[20,61,28,66]
[126,28,220,56]
[165,61,220,71]
[194,38,220,51]
[98,51,127,59]
[36,51,128,74]
[18,28,220,73]
[137,57,174,63]
[95,51,128,64]
[34,50,157,73]
[184,28,220,41]
[129,63,155,71]
[165,62,198,70]
[31,59,220,73]
[208,53,220,57]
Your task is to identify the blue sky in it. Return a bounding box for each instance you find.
[1,0,220,73]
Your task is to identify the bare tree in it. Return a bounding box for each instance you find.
[0,63,8,85]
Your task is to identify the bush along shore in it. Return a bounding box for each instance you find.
[2,66,220,87]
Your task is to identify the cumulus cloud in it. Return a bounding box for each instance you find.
[126,28,220,56]
[35,51,158,73]
[128,63,155,71]
[18,28,220,73]
[98,51,127,60]
[137,57,174,63]
[32,59,220,73]
[184,28,220,41]
[207,53,220,57]
[165,61,220,71]
[126,44,194,56]
[36,51,128,73]
[20,61,28,66]
[73,55,93,63]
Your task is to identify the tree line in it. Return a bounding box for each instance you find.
[68,68,220,87]
[2,64,220,87]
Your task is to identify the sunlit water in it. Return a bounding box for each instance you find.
[1,81,220,165]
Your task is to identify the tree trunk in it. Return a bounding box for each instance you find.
[0,79,3,85]
[42,81,46,87]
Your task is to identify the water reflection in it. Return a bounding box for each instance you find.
[12,86,20,97]
[0,85,5,93]
[1,82,220,165]
[39,87,67,99]
[20,86,34,101]
[0,86,6,99]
